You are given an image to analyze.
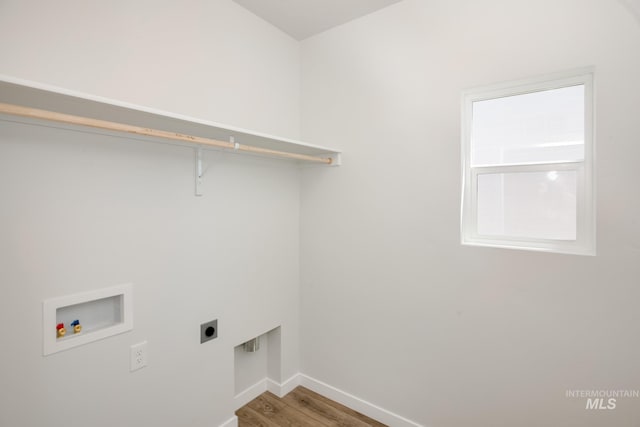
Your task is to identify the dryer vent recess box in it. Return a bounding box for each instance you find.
[42,283,133,356]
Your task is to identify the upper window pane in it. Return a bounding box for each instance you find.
[471,85,584,166]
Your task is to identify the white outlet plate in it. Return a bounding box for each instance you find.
[130,341,148,372]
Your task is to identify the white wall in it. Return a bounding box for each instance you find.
[0,1,301,426]
[0,0,300,138]
[3,1,640,426]
[300,1,640,426]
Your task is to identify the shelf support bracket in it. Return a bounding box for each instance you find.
[195,147,204,197]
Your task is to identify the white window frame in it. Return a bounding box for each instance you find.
[461,69,595,255]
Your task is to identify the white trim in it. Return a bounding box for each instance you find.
[218,415,238,427]
[233,373,301,409]
[299,374,425,427]
[266,378,280,395]
[233,378,268,409]
[267,374,302,397]
[232,373,423,426]
[461,67,595,98]
[460,68,595,256]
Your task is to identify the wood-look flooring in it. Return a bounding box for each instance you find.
[236,386,388,427]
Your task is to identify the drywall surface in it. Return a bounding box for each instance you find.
[0,0,300,138]
[300,1,640,426]
[0,1,300,427]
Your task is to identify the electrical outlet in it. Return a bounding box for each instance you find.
[130,341,148,372]
[200,319,218,344]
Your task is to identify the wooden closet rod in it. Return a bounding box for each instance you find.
[0,103,333,165]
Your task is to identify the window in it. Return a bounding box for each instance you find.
[461,70,595,255]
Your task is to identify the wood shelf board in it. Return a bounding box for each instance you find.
[0,77,340,159]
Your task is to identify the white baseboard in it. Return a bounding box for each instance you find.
[267,373,302,397]
[233,373,301,409]
[299,374,424,427]
[233,378,268,409]
[219,415,238,427]
[232,373,423,427]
